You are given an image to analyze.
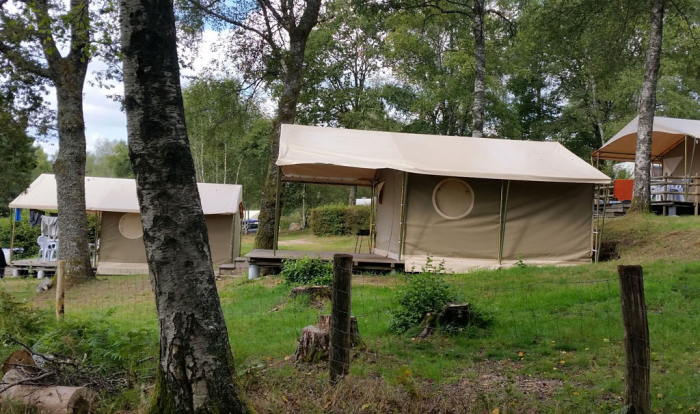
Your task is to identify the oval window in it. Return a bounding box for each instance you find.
[432,178,475,220]
[119,213,144,239]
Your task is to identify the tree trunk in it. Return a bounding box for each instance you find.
[120,0,249,411]
[255,38,308,249]
[53,78,94,285]
[471,0,486,138]
[348,186,357,206]
[629,0,665,214]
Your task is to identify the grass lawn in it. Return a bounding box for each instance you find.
[1,214,699,413]
[240,228,357,256]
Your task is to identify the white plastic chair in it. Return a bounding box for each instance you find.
[37,236,49,262]
[45,240,58,262]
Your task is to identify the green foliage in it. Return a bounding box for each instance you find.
[86,139,133,179]
[389,272,457,334]
[0,212,41,258]
[182,77,270,204]
[309,204,370,236]
[34,316,156,375]
[0,289,53,359]
[0,211,97,258]
[0,97,38,217]
[280,256,333,286]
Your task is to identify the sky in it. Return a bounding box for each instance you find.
[37,30,222,156]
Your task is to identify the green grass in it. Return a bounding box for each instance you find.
[240,229,357,256]
[2,214,700,413]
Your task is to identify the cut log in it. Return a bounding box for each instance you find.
[36,278,53,293]
[415,303,473,339]
[0,369,98,414]
[294,326,329,363]
[316,315,365,350]
[2,350,36,375]
[290,286,332,302]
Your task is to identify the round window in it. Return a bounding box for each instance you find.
[432,178,475,220]
[119,213,144,239]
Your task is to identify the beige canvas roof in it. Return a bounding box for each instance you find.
[9,174,242,214]
[593,116,700,162]
[277,124,611,185]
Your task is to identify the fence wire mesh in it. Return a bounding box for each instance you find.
[2,262,698,413]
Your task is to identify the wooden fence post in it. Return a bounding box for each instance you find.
[56,260,65,321]
[618,265,651,414]
[329,254,353,385]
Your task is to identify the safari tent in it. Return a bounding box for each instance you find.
[273,124,610,272]
[593,116,700,210]
[592,116,700,175]
[9,174,242,275]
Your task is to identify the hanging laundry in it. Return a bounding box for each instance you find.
[29,209,45,226]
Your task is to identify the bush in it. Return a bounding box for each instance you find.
[389,273,457,334]
[280,256,333,286]
[309,204,370,236]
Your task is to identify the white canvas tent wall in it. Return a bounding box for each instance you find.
[9,174,243,275]
[276,124,610,271]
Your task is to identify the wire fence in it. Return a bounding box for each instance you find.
[2,261,699,412]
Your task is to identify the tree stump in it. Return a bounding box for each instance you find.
[294,326,329,363]
[0,369,98,414]
[416,303,472,339]
[294,315,366,363]
[316,315,365,349]
[290,286,332,304]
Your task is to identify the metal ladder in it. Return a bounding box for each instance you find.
[592,183,613,263]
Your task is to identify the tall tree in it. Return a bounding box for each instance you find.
[388,0,514,137]
[120,0,250,410]
[0,0,107,283]
[184,0,324,250]
[0,95,37,216]
[630,0,665,213]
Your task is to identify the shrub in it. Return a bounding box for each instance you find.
[389,273,457,334]
[280,256,333,286]
[0,289,53,361]
[309,204,370,236]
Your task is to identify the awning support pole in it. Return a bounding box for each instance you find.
[94,212,102,268]
[369,181,376,253]
[498,180,511,266]
[398,172,409,261]
[9,208,16,264]
[685,135,689,198]
[273,165,281,256]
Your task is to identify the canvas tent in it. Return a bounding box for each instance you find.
[592,116,700,170]
[9,174,243,275]
[593,116,700,206]
[275,124,610,271]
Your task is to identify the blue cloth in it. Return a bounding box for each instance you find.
[14,209,21,222]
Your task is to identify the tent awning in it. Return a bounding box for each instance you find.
[277,124,611,185]
[9,174,242,215]
[593,116,700,162]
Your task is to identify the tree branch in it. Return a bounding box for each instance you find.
[186,0,280,51]
[0,42,52,78]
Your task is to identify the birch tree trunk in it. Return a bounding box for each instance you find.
[53,70,94,285]
[471,0,486,138]
[630,0,665,213]
[120,0,250,411]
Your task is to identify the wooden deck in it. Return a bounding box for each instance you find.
[8,258,97,277]
[244,249,403,272]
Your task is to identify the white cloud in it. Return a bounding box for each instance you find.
[40,30,223,156]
